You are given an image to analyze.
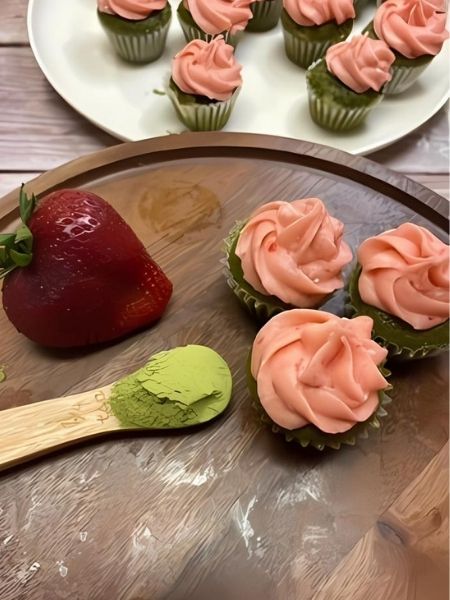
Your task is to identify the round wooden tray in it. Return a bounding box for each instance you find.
[0,133,448,599]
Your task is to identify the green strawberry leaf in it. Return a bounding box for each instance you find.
[0,184,36,279]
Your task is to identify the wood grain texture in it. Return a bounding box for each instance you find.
[0,136,448,599]
[312,442,449,600]
[0,385,122,472]
[0,0,28,45]
[0,47,117,171]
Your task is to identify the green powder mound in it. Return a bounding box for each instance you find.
[109,345,233,429]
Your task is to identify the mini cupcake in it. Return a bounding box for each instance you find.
[249,310,391,450]
[348,222,450,360]
[97,0,172,64]
[365,0,449,94]
[281,0,355,69]
[224,198,352,321]
[306,34,395,131]
[167,37,242,131]
[177,0,253,47]
[246,0,283,32]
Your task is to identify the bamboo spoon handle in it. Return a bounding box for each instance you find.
[0,384,124,472]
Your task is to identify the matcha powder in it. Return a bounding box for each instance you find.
[109,345,232,429]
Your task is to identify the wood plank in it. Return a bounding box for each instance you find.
[0,47,116,172]
[0,0,28,45]
[408,174,449,200]
[0,173,38,199]
[312,443,449,600]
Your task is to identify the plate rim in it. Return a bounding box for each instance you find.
[1,131,448,225]
[27,0,450,156]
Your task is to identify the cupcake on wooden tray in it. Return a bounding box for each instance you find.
[348,222,450,360]
[365,0,449,94]
[167,36,242,131]
[177,0,253,47]
[248,310,392,450]
[281,0,356,68]
[306,34,395,131]
[97,0,172,64]
[224,198,352,321]
[246,0,283,32]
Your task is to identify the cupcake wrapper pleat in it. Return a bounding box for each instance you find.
[104,23,170,63]
[167,87,240,131]
[382,61,433,95]
[282,29,334,69]
[247,0,282,32]
[178,17,241,48]
[307,87,380,131]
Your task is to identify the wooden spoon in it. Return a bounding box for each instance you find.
[0,385,131,472]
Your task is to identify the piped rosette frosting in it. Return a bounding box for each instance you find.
[251,310,389,433]
[235,198,352,307]
[183,0,254,35]
[97,0,167,19]
[374,0,449,58]
[172,37,242,101]
[283,0,356,26]
[325,35,396,93]
[357,223,450,330]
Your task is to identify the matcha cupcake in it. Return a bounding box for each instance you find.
[249,310,392,450]
[247,0,283,32]
[167,37,242,131]
[177,0,253,48]
[281,0,355,68]
[306,34,395,131]
[97,0,172,64]
[365,0,449,94]
[224,198,352,321]
[348,222,450,360]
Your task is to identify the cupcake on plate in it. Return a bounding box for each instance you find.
[306,34,395,131]
[224,198,352,321]
[348,222,450,360]
[365,0,449,94]
[281,0,356,68]
[177,0,253,47]
[246,0,283,32]
[167,37,242,131]
[249,310,391,450]
[97,0,172,64]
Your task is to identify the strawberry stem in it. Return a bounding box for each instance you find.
[0,185,36,279]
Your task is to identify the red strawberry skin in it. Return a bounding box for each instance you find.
[2,189,173,348]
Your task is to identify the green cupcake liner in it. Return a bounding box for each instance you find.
[347,265,449,360]
[307,85,377,131]
[177,2,243,48]
[97,6,171,64]
[363,21,434,95]
[167,79,240,131]
[223,223,292,321]
[247,353,392,450]
[247,0,283,32]
[281,9,353,68]
[306,59,383,131]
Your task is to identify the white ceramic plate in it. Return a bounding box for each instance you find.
[28,0,449,155]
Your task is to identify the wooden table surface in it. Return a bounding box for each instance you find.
[0,2,448,600]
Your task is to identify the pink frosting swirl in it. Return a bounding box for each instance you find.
[251,310,389,433]
[235,198,352,307]
[172,37,242,101]
[283,0,355,26]
[374,0,449,58]
[184,0,253,35]
[325,35,395,93]
[358,223,450,330]
[97,0,166,20]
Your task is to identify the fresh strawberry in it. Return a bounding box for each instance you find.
[1,187,173,348]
